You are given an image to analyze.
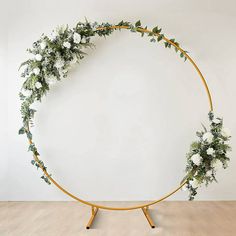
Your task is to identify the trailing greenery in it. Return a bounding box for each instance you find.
[19,20,231,200]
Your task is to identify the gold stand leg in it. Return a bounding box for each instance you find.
[86,206,155,229]
[141,207,156,228]
[86,207,99,229]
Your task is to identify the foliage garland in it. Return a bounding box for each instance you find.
[19,20,231,200]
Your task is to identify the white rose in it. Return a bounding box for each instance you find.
[46,75,57,85]
[191,153,202,166]
[189,179,200,189]
[221,128,231,138]
[35,54,42,61]
[40,41,47,50]
[211,159,223,170]
[206,147,215,155]
[73,33,81,44]
[202,132,214,143]
[54,59,64,69]
[21,89,32,97]
[63,42,71,49]
[35,81,42,89]
[33,68,40,75]
[212,118,221,124]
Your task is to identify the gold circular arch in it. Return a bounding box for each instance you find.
[29,25,213,211]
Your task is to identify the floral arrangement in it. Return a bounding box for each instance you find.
[18,20,231,200]
[182,112,231,200]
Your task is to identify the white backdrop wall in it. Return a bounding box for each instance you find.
[1,0,236,201]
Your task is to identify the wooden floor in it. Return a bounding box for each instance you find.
[1,201,236,236]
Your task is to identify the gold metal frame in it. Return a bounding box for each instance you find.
[29,25,213,228]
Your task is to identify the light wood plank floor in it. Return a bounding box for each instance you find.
[1,201,236,236]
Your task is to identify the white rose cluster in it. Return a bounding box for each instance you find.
[24,24,90,92]
[183,112,231,200]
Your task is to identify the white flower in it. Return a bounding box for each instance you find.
[40,41,47,50]
[21,89,32,97]
[202,132,214,143]
[35,54,42,61]
[54,59,64,69]
[63,42,71,49]
[81,37,87,43]
[33,68,40,75]
[35,82,42,89]
[211,159,223,170]
[73,33,81,44]
[207,147,215,155]
[221,128,231,138]
[189,179,200,189]
[191,153,202,166]
[45,75,57,85]
[212,118,221,124]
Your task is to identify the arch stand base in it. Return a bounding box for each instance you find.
[86,206,156,229]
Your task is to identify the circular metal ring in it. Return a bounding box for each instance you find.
[31,25,213,210]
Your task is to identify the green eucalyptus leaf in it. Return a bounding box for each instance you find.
[150,38,156,43]
[135,20,141,27]
[157,34,164,42]
[18,127,26,135]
